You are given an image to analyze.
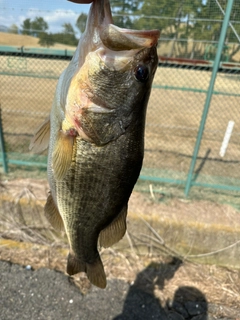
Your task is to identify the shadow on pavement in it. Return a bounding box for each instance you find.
[114,257,208,320]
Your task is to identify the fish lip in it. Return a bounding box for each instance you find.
[100,24,160,51]
[115,27,161,47]
[82,0,160,54]
[69,0,160,47]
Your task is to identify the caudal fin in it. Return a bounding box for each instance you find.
[86,259,107,289]
[67,252,107,289]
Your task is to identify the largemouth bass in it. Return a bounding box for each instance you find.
[30,0,160,288]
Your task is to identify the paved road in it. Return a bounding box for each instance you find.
[0,260,223,320]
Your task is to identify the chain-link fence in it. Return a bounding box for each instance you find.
[142,59,240,196]
[0,53,69,169]
[0,0,240,199]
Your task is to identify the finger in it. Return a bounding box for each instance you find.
[68,0,93,3]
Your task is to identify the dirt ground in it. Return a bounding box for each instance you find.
[0,178,240,319]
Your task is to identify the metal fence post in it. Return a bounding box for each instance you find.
[0,107,8,174]
[184,0,235,197]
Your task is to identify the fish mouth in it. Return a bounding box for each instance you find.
[80,0,160,61]
[100,25,160,51]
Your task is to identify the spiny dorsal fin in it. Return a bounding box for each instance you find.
[99,205,127,248]
[44,192,64,232]
[52,131,74,181]
[29,116,50,153]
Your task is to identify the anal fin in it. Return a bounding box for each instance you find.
[99,205,127,248]
[44,192,64,232]
[29,116,50,153]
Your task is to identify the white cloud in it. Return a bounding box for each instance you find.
[0,14,17,28]
[46,10,80,33]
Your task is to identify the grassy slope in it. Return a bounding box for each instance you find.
[0,32,76,50]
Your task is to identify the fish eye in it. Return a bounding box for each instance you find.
[134,65,149,83]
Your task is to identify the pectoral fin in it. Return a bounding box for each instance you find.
[99,205,127,248]
[29,116,50,153]
[52,131,75,181]
[52,117,78,180]
[44,192,64,232]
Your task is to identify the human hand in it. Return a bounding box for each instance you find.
[68,0,93,3]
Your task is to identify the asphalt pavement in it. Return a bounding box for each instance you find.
[0,260,168,320]
[0,260,217,320]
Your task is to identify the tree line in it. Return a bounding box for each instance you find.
[7,0,240,60]
[110,0,240,61]
[8,14,88,47]
[17,15,86,47]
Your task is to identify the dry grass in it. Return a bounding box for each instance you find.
[0,180,58,245]
[0,32,76,50]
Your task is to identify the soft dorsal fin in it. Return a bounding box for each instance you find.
[99,205,127,248]
[29,116,50,153]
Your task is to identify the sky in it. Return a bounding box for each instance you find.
[0,0,92,35]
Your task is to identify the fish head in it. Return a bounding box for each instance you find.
[66,0,160,145]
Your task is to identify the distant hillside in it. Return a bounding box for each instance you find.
[1,32,239,62]
[0,32,76,50]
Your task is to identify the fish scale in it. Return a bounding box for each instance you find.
[57,132,143,235]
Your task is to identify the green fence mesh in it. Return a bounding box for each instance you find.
[142,63,240,193]
[0,0,240,199]
[0,55,68,167]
